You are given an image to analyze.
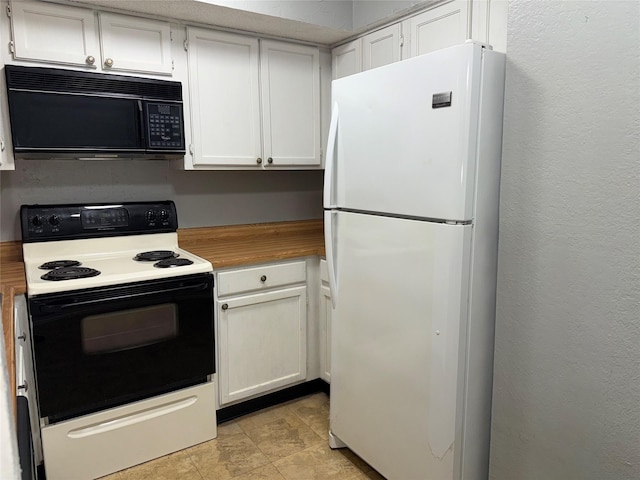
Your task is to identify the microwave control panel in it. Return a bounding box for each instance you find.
[145,103,185,150]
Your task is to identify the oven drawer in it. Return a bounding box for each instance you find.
[217,260,306,296]
[41,382,216,480]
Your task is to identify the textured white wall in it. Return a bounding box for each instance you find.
[352,0,425,30]
[203,0,354,30]
[490,1,640,479]
[0,161,323,241]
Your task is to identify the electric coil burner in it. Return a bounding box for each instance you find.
[20,200,217,480]
[154,258,194,268]
[40,266,100,281]
[134,250,179,262]
[39,260,81,270]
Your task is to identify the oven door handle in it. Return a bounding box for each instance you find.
[39,282,210,313]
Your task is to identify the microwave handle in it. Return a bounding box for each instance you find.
[39,282,210,313]
[138,100,146,148]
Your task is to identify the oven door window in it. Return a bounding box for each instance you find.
[29,274,214,423]
[82,304,178,355]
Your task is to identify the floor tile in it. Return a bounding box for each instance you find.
[272,442,367,480]
[243,414,324,460]
[236,404,303,433]
[286,393,330,440]
[96,472,123,480]
[118,450,202,480]
[185,432,270,480]
[234,464,287,479]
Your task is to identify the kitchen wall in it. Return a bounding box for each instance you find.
[204,0,354,31]
[352,0,425,30]
[0,161,323,241]
[490,1,640,480]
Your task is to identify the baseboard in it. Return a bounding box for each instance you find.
[217,379,330,424]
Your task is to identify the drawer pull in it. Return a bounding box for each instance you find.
[221,303,229,310]
[260,275,267,282]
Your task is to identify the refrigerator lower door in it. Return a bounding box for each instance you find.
[329,211,472,480]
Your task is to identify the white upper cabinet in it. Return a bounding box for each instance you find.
[260,40,320,167]
[187,28,261,167]
[8,1,173,75]
[471,0,508,52]
[402,0,470,59]
[332,23,402,81]
[363,24,402,71]
[98,13,172,75]
[186,30,321,169]
[9,0,99,68]
[332,39,362,80]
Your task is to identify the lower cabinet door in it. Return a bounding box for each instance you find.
[319,283,332,383]
[218,286,308,405]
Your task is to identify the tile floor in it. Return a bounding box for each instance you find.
[99,392,385,480]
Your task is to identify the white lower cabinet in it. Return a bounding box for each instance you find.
[216,261,308,405]
[319,259,332,383]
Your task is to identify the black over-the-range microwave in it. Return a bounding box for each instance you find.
[4,65,186,159]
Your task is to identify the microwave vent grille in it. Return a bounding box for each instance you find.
[5,65,182,101]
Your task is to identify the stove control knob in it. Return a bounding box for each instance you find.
[49,215,60,226]
[146,210,157,223]
[31,216,42,227]
[159,209,170,221]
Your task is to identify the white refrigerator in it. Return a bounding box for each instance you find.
[324,42,506,480]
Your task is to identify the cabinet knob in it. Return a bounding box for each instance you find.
[256,157,262,164]
[221,303,229,310]
[18,380,28,392]
[17,333,26,342]
[0,139,4,152]
[260,275,267,282]
[104,58,114,68]
[267,157,273,164]
[86,55,95,65]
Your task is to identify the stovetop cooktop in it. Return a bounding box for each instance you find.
[21,201,213,296]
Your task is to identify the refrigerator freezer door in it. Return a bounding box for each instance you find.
[329,211,472,480]
[331,43,485,222]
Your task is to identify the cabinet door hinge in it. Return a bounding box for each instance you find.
[171,59,175,71]
[183,39,188,51]
[8,41,14,54]
[6,4,11,17]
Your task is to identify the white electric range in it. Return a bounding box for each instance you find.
[20,201,217,480]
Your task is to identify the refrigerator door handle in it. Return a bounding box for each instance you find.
[324,210,338,308]
[323,104,339,209]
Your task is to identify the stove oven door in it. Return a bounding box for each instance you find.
[28,273,215,424]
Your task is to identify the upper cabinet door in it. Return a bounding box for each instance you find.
[187,28,261,167]
[260,40,320,167]
[332,39,362,80]
[402,0,470,59]
[98,13,172,75]
[9,0,99,68]
[363,24,402,71]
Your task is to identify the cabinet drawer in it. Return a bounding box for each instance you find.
[217,261,306,296]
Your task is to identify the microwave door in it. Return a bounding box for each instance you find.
[7,91,144,155]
